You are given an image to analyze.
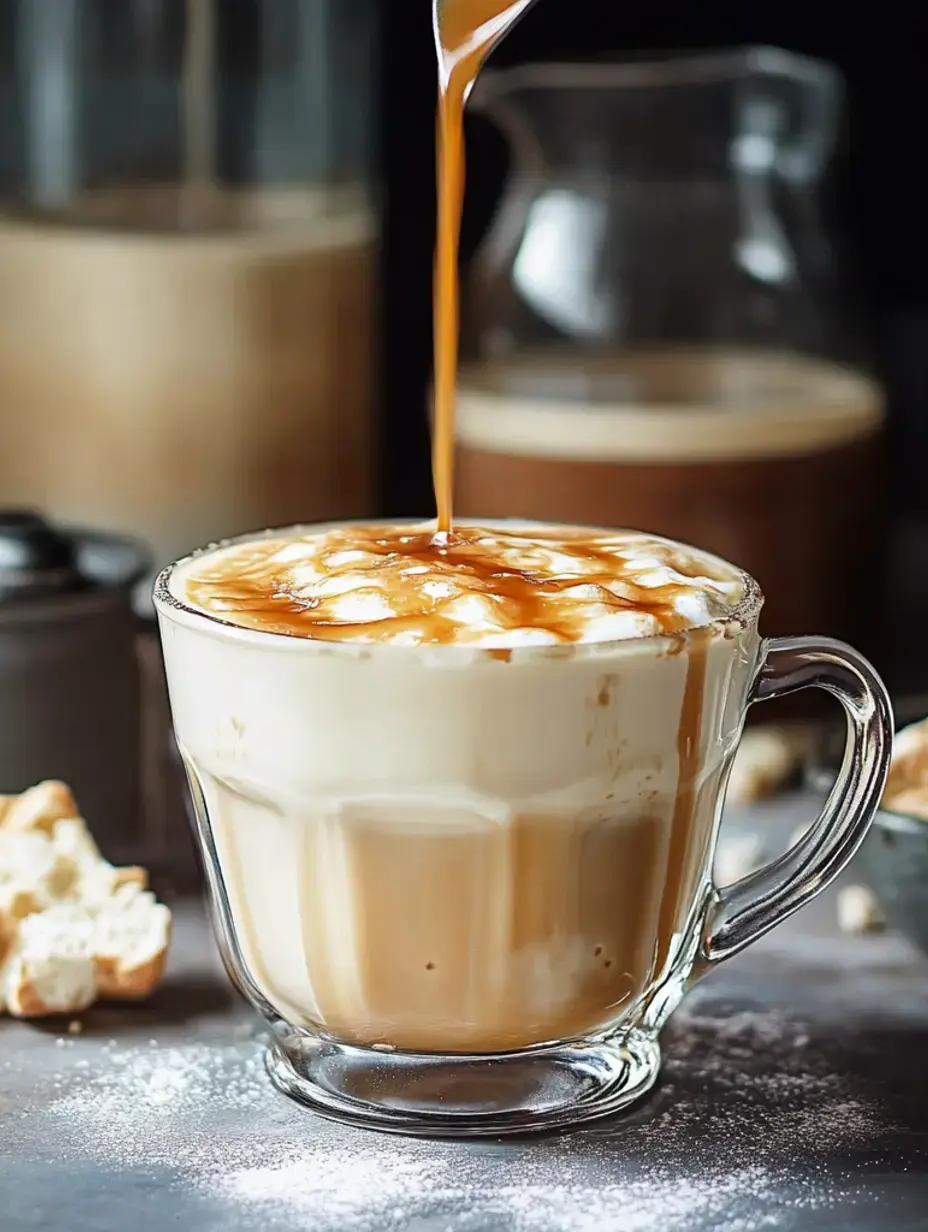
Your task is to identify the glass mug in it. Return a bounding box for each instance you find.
[154,521,892,1137]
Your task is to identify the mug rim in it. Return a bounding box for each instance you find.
[152,518,764,662]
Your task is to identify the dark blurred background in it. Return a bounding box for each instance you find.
[381,0,924,518]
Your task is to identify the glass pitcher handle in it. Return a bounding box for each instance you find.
[701,636,893,966]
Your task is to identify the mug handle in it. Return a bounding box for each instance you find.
[701,636,893,966]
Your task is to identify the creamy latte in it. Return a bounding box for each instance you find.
[164,521,755,1052]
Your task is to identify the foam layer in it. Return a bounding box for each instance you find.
[178,523,745,647]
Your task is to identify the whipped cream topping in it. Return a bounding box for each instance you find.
[178,523,746,648]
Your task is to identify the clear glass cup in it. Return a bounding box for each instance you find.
[154,521,892,1138]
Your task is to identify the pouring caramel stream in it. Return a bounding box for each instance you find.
[431,0,535,532]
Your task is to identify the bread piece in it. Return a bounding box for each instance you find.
[78,860,148,904]
[881,786,928,822]
[882,718,928,820]
[0,837,48,961]
[882,719,928,818]
[885,718,928,783]
[0,888,171,1015]
[92,882,171,1000]
[0,888,35,965]
[0,883,42,935]
[113,866,148,891]
[0,782,80,836]
[0,831,79,906]
[1,905,97,1017]
[48,816,101,866]
[0,781,170,1017]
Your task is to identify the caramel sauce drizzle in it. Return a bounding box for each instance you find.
[185,525,736,645]
[432,0,535,532]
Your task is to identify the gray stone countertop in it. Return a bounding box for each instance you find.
[3,792,928,1232]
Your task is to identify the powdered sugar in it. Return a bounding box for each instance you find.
[216,1154,785,1232]
[24,999,889,1232]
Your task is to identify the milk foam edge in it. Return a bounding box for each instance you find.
[155,519,762,664]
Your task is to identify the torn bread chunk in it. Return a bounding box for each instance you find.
[0,831,79,921]
[0,884,42,959]
[2,905,97,1017]
[48,816,101,866]
[882,719,928,820]
[0,781,80,836]
[0,780,170,1017]
[881,787,928,822]
[76,857,148,904]
[92,883,171,1000]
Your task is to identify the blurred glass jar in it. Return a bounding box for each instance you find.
[456,48,885,652]
[0,1,378,883]
[0,0,379,574]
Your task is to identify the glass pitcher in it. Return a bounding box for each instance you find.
[456,48,885,655]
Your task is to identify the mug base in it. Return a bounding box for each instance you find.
[265,1028,661,1138]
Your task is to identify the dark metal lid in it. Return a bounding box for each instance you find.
[0,510,152,607]
[0,510,86,602]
